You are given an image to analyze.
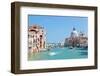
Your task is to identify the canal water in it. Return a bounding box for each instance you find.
[28,47,88,61]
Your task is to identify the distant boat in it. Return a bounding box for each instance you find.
[47,48,51,51]
[69,46,73,49]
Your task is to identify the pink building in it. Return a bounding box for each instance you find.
[28,25,46,53]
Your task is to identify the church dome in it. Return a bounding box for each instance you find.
[71,28,79,37]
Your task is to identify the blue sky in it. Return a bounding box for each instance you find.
[28,15,88,43]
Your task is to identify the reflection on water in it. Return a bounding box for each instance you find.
[49,52,57,56]
[80,52,88,55]
[28,47,88,61]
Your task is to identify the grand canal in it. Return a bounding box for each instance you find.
[28,47,88,61]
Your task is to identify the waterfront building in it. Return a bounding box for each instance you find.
[70,28,79,47]
[64,28,88,48]
[28,25,46,53]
